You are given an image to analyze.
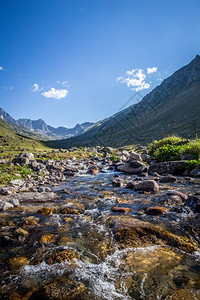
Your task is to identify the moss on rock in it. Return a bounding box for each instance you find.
[107,216,198,253]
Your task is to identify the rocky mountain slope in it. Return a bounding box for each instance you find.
[0,108,94,139]
[50,55,200,148]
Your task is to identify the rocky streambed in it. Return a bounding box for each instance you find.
[0,151,200,299]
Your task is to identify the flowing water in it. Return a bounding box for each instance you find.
[0,164,200,299]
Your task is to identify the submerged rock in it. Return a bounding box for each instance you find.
[37,207,53,215]
[8,256,29,270]
[111,207,131,213]
[46,249,79,265]
[35,278,87,300]
[40,234,56,243]
[146,206,168,215]
[107,216,198,253]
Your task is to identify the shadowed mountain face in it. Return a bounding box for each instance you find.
[50,55,200,148]
[0,108,94,139]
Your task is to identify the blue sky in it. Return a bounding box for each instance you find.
[0,0,200,128]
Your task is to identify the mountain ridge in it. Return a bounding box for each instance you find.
[0,108,94,139]
[49,54,200,148]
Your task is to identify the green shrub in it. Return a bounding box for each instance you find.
[110,153,120,162]
[148,135,183,155]
[153,145,182,162]
[181,141,200,159]
[185,159,200,171]
[148,135,200,162]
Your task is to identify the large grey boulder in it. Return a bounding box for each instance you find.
[134,180,159,193]
[185,193,200,212]
[13,152,35,166]
[0,187,16,195]
[190,166,200,177]
[149,161,186,175]
[117,161,148,174]
[129,151,142,162]
[9,179,24,187]
[0,202,14,211]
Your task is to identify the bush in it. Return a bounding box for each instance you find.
[181,141,200,159]
[148,135,200,162]
[185,159,200,171]
[153,145,182,162]
[110,153,120,162]
[148,135,183,155]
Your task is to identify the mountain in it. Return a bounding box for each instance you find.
[50,55,200,148]
[0,109,94,139]
[17,118,94,138]
[0,108,17,125]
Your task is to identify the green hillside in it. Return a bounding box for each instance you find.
[0,119,50,158]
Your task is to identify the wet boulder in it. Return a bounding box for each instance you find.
[34,278,87,300]
[146,206,168,215]
[159,175,177,183]
[107,216,198,253]
[158,194,184,206]
[112,178,124,187]
[125,182,136,189]
[134,180,159,193]
[185,194,200,212]
[117,161,148,175]
[166,190,188,201]
[87,166,99,175]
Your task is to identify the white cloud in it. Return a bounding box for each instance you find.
[32,83,43,92]
[0,66,3,70]
[1,86,13,90]
[41,88,68,100]
[147,67,158,74]
[32,83,40,92]
[117,68,150,92]
[62,80,69,87]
